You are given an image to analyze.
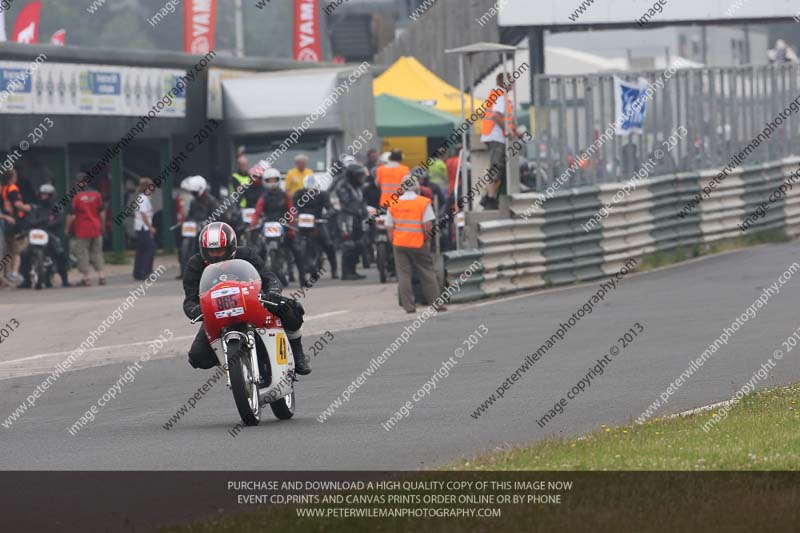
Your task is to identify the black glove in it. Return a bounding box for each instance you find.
[187,304,202,320]
[261,293,304,331]
[261,291,289,314]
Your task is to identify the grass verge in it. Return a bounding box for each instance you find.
[637,228,789,271]
[163,385,800,533]
[452,382,800,471]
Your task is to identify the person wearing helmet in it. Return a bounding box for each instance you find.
[251,168,299,279]
[177,176,219,279]
[292,174,338,281]
[19,183,71,288]
[235,163,264,209]
[335,161,368,280]
[251,168,292,225]
[376,149,410,210]
[363,161,381,210]
[182,221,312,375]
[182,175,220,224]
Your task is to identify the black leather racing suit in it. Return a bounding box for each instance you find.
[292,188,337,277]
[182,246,305,370]
[335,177,367,277]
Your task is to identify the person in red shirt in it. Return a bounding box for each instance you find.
[66,174,106,286]
[445,144,463,196]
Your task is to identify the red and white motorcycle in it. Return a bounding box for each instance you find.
[193,258,296,425]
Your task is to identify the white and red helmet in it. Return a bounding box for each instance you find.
[263,167,282,190]
[199,222,237,264]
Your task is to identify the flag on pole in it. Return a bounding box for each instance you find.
[12,1,42,44]
[50,29,66,46]
[614,76,649,136]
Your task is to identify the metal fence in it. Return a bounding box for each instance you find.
[530,63,800,188]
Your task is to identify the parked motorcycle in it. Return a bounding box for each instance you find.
[239,208,256,246]
[179,218,200,276]
[193,259,296,425]
[294,213,326,287]
[255,218,291,287]
[26,228,56,290]
[373,212,395,284]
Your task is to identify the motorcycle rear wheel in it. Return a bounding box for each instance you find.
[270,391,295,420]
[227,338,261,426]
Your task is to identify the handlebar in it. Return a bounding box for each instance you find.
[190,296,281,325]
[259,295,284,308]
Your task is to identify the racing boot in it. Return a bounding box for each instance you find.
[289,336,311,375]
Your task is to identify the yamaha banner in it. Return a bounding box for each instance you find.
[294,0,321,62]
[183,0,217,55]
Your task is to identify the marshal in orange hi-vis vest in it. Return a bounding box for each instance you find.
[377,164,410,208]
[1,183,25,219]
[481,88,514,137]
[388,195,431,249]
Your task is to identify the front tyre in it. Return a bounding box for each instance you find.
[270,391,295,420]
[227,338,261,426]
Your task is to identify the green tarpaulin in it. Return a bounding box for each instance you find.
[375,94,460,137]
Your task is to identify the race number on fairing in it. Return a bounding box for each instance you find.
[211,286,245,318]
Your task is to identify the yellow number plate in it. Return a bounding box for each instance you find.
[276,333,288,365]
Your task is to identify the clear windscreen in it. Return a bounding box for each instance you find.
[199,259,260,293]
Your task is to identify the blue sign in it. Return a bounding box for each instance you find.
[614,77,648,135]
[0,68,32,93]
[88,71,121,96]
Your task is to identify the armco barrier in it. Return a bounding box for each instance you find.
[443,157,800,301]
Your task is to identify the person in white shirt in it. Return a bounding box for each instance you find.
[133,177,157,280]
[479,72,519,210]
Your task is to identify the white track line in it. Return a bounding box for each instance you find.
[665,400,734,420]
[0,336,194,366]
[0,311,348,367]
[304,310,348,320]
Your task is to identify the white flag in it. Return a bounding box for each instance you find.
[0,11,7,42]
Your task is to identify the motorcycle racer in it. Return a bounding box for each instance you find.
[182,221,311,375]
[292,174,338,280]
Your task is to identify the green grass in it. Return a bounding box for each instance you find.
[452,382,800,471]
[162,384,800,533]
[637,228,788,271]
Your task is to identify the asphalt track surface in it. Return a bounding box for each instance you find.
[1,241,800,470]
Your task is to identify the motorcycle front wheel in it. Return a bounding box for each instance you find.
[29,249,43,290]
[227,338,261,426]
[180,238,195,277]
